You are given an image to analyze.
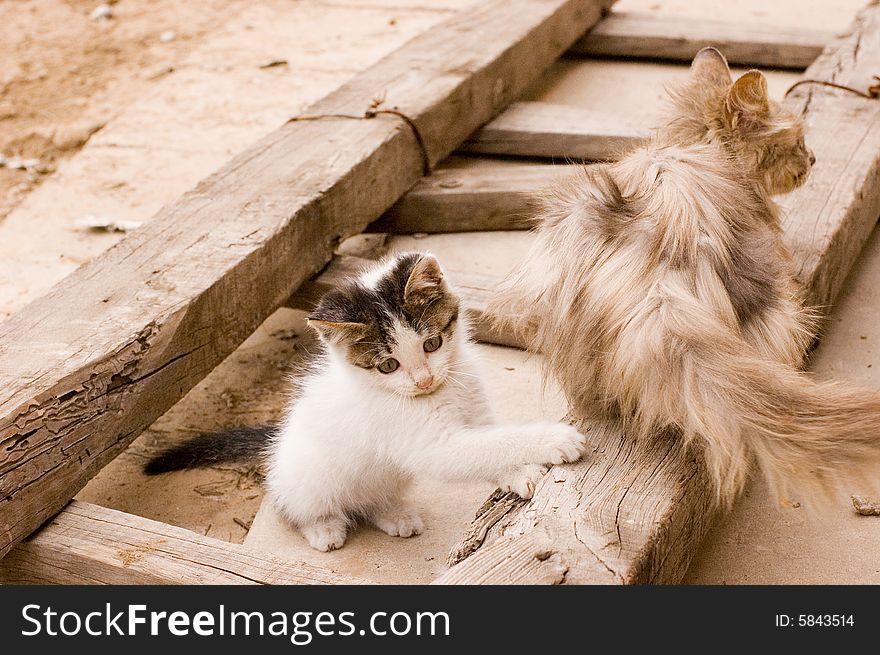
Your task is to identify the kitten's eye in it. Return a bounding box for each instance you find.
[423,336,442,352]
[377,358,399,374]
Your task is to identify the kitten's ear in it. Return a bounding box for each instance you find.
[404,254,445,305]
[307,319,367,343]
[690,47,731,87]
[723,70,770,132]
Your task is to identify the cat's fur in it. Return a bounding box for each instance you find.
[146,252,586,551]
[491,47,880,506]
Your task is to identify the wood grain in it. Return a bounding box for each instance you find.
[286,254,522,348]
[443,2,880,584]
[460,101,644,160]
[0,501,365,584]
[571,11,833,69]
[446,420,714,584]
[370,162,583,233]
[432,528,567,585]
[778,3,880,309]
[0,0,615,560]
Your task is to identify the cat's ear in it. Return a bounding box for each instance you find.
[690,47,731,87]
[404,254,445,306]
[723,70,770,133]
[307,319,367,343]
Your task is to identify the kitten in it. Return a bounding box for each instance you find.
[146,252,586,551]
[491,47,880,506]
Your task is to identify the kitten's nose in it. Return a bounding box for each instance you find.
[416,375,434,390]
[808,149,816,166]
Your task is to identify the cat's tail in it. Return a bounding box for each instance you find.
[668,316,880,506]
[143,425,273,475]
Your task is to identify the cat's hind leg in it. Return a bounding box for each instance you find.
[371,504,424,538]
[301,517,348,552]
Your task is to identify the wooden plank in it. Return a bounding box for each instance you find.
[459,101,645,160]
[370,162,583,233]
[0,501,365,584]
[432,528,566,585]
[286,255,522,348]
[778,10,880,308]
[443,3,880,584]
[445,419,713,584]
[0,0,615,560]
[570,11,833,69]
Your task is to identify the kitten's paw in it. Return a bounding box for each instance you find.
[530,422,587,465]
[302,518,348,552]
[497,463,548,499]
[373,507,424,538]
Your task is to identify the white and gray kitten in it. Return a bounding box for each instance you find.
[146,252,586,551]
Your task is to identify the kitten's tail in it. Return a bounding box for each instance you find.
[143,425,272,475]
[670,317,880,506]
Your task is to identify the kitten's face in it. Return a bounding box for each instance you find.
[675,47,815,195]
[308,253,461,397]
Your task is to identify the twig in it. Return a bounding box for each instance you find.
[233,517,253,532]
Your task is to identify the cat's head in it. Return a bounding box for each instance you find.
[307,252,462,397]
[668,47,815,194]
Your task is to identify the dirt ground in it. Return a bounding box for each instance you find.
[2,0,878,581]
[0,0,249,221]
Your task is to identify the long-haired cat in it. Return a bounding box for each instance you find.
[145,252,586,551]
[492,47,880,506]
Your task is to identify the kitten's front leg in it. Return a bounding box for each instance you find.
[400,421,586,485]
[492,421,588,498]
[496,463,549,499]
[512,421,587,464]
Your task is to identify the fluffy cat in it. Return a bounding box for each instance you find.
[146,252,586,551]
[491,47,880,506]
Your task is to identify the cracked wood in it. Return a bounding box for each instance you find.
[443,1,880,584]
[432,528,567,585]
[0,501,365,584]
[0,0,616,559]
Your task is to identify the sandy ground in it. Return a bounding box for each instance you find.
[1,0,878,581]
[0,0,466,318]
[0,0,250,223]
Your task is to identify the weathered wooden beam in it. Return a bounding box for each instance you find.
[461,15,836,161]
[446,419,713,584]
[432,528,566,585]
[778,11,880,308]
[0,0,615,560]
[570,11,833,69]
[0,501,365,584]
[459,101,644,161]
[286,254,521,348]
[443,3,880,584]
[370,162,584,233]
